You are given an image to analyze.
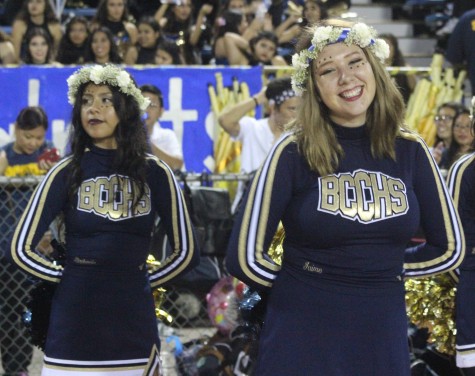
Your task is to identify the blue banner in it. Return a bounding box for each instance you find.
[0,65,263,172]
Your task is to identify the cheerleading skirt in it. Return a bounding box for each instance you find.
[253,265,410,376]
[41,264,160,375]
[456,269,475,368]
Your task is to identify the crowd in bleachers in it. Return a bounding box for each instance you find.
[0,0,352,67]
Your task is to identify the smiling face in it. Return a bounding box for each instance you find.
[28,35,49,64]
[91,31,112,62]
[80,83,120,149]
[313,43,376,127]
[453,113,474,151]
[435,106,456,143]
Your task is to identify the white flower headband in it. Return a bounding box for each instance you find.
[67,64,150,113]
[291,23,390,95]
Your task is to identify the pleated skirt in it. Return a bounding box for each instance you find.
[253,268,410,376]
[41,265,160,375]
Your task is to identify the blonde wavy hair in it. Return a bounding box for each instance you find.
[287,19,406,176]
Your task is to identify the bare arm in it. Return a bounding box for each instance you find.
[0,150,8,175]
[150,143,184,171]
[0,41,16,64]
[11,20,26,62]
[224,32,250,65]
[154,3,170,25]
[124,46,138,65]
[125,22,138,45]
[48,22,63,57]
[189,4,213,46]
[218,87,267,138]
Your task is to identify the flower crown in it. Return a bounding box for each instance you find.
[291,23,390,95]
[67,64,150,113]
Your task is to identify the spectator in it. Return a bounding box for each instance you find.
[84,26,123,64]
[212,9,249,65]
[0,106,57,376]
[140,84,184,170]
[154,39,185,65]
[380,33,416,104]
[11,0,62,63]
[90,0,138,59]
[225,30,288,66]
[218,76,299,211]
[440,105,473,170]
[154,0,214,64]
[0,29,15,64]
[431,101,466,166]
[276,0,328,45]
[445,8,475,95]
[124,16,162,65]
[56,16,90,65]
[22,26,56,65]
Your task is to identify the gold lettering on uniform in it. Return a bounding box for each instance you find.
[320,176,339,212]
[339,174,357,217]
[370,174,392,219]
[77,175,151,220]
[79,180,95,210]
[388,179,407,214]
[354,171,374,222]
[318,170,408,223]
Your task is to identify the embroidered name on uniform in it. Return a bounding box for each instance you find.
[73,257,97,265]
[77,175,151,220]
[303,261,322,273]
[318,169,408,223]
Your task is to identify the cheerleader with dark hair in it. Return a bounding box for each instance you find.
[10,64,199,375]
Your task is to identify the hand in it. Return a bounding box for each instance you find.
[254,86,267,105]
[37,159,57,171]
[431,141,445,164]
[200,4,213,16]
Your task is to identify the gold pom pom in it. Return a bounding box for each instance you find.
[405,274,457,355]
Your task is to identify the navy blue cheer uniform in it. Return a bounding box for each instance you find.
[10,145,199,375]
[447,152,475,368]
[227,124,465,376]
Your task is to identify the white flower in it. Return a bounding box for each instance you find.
[312,26,333,46]
[116,71,131,88]
[292,53,308,70]
[351,23,373,47]
[66,64,149,114]
[372,39,390,62]
[89,65,104,84]
[291,23,388,94]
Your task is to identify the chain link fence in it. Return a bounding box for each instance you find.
[0,176,244,376]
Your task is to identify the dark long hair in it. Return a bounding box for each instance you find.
[23,27,54,64]
[84,27,122,64]
[93,0,131,24]
[67,81,148,211]
[15,0,59,24]
[57,16,89,64]
[444,106,472,168]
